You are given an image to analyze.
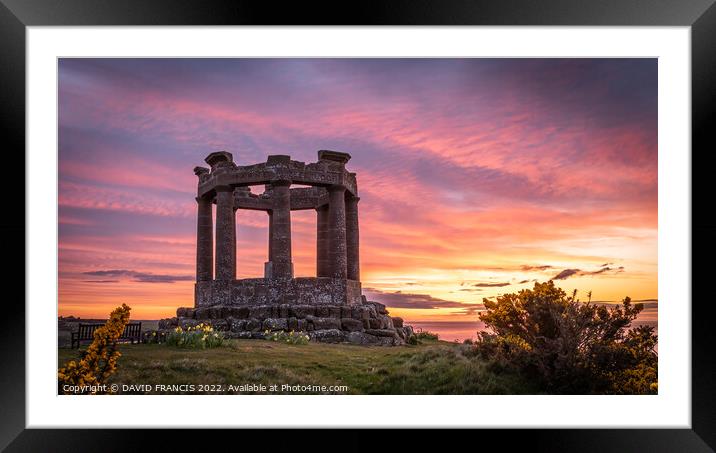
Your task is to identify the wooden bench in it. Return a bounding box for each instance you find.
[71,322,142,349]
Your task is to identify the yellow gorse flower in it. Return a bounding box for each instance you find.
[58,303,131,394]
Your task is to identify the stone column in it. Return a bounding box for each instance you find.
[195,196,213,282]
[268,210,274,261]
[264,210,275,278]
[215,186,236,281]
[316,205,330,277]
[270,179,293,278]
[346,194,360,281]
[327,185,347,279]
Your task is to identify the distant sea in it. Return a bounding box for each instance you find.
[409,301,658,342]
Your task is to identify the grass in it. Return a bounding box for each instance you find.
[57,338,537,395]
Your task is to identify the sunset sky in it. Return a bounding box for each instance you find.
[58,58,657,331]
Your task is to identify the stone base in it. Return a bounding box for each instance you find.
[264,261,294,279]
[195,277,362,307]
[159,300,414,346]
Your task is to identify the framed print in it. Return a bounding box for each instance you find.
[2,0,715,450]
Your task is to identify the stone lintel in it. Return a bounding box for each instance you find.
[198,167,357,199]
[230,186,328,212]
[270,178,292,187]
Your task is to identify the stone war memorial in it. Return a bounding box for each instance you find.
[159,150,414,345]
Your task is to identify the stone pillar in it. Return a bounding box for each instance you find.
[270,179,293,278]
[215,186,236,281]
[268,210,274,261]
[264,210,275,278]
[316,205,330,277]
[196,196,214,282]
[327,185,347,279]
[346,194,360,281]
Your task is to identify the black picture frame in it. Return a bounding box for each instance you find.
[1,0,714,450]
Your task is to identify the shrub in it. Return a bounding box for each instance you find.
[415,329,439,341]
[265,330,310,345]
[58,304,131,394]
[142,330,166,344]
[475,281,657,394]
[166,323,224,349]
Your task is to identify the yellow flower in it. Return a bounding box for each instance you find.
[58,303,130,394]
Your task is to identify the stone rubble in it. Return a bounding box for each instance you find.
[159,300,414,346]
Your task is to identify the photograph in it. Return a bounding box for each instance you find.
[3,0,711,446]
[56,57,659,396]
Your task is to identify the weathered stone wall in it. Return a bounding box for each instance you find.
[195,277,362,307]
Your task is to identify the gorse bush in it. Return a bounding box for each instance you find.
[415,330,439,341]
[167,323,224,349]
[265,330,310,345]
[58,304,131,394]
[475,281,658,394]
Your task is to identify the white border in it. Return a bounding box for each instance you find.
[27,26,690,428]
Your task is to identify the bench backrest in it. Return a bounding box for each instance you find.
[122,322,142,338]
[77,322,142,339]
[77,323,100,339]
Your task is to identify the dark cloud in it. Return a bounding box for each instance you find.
[473,282,510,287]
[83,269,193,284]
[134,274,194,283]
[518,280,530,284]
[83,269,134,277]
[521,265,553,271]
[363,288,477,311]
[553,269,581,280]
[81,280,119,283]
[551,266,625,280]
[458,288,482,292]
